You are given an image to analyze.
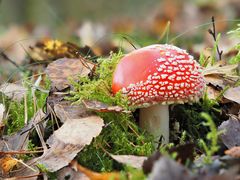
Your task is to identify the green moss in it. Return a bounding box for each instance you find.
[69,51,154,171]
[69,51,129,108]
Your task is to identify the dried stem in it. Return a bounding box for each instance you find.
[208,16,223,60]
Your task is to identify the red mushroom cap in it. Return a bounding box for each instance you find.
[112,44,205,106]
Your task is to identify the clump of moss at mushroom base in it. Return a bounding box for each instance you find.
[69,51,155,172]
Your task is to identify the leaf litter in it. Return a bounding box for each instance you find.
[0,12,240,179]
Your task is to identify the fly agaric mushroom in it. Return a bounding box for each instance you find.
[112,44,205,144]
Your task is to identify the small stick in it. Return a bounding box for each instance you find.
[208,16,223,60]
[0,150,43,155]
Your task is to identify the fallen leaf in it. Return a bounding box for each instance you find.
[38,116,104,172]
[203,64,239,93]
[45,58,95,90]
[223,86,240,104]
[203,64,238,76]
[204,75,225,89]
[218,115,240,149]
[54,101,92,123]
[83,100,130,113]
[0,155,19,175]
[148,156,192,180]
[110,154,147,169]
[70,160,120,180]
[225,146,240,158]
[0,83,27,102]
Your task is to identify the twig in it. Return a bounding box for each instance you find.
[208,16,223,60]
[0,150,44,155]
[0,52,24,71]
[13,158,38,172]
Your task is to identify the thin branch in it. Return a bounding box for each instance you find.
[208,16,223,60]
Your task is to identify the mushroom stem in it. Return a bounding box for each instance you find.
[139,104,169,145]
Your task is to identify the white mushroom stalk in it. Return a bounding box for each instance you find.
[140,104,169,144]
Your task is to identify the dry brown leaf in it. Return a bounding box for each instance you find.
[0,83,27,102]
[204,75,225,89]
[83,100,130,113]
[54,101,92,123]
[203,64,239,93]
[38,115,104,172]
[223,86,240,104]
[218,115,240,149]
[0,155,19,175]
[225,146,240,158]
[45,58,95,90]
[110,154,147,169]
[203,64,238,76]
